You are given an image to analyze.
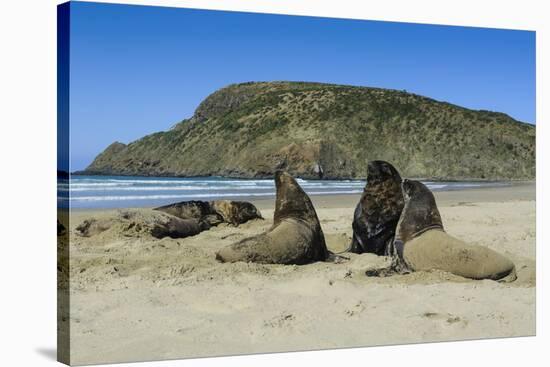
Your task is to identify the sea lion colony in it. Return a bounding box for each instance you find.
[70,162,515,281]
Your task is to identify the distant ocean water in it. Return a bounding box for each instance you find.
[59,175,508,209]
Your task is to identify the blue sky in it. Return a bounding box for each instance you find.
[66,1,536,171]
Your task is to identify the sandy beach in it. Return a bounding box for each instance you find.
[62,182,536,365]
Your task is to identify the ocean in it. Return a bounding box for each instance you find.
[59,175,508,209]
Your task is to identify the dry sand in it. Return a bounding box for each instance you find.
[62,183,536,365]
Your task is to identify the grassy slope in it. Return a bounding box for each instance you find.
[84,81,535,180]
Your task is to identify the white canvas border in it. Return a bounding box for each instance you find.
[0,0,546,366]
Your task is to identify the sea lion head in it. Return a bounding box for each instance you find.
[367,160,402,186]
[273,170,318,226]
[401,178,428,202]
[360,160,404,221]
[232,201,263,220]
[395,179,444,244]
[219,201,263,225]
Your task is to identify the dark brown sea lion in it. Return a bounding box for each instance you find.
[154,200,223,228]
[390,179,516,281]
[216,171,329,264]
[155,200,262,227]
[349,160,404,255]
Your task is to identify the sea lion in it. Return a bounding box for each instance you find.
[154,200,223,228]
[210,200,263,226]
[392,179,516,281]
[349,160,404,255]
[75,209,205,239]
[155,200,262,227]
[216,170,329,264]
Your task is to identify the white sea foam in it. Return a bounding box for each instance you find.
[69,186,257,192]
[72,179,274,185]
[427,184,447,190]
[67,176,509,208]
[68,184,365,192]
[70,182,136,187]
[72,178,364,186]
[70,190,364,201]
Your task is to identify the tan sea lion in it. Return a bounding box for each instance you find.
[216,170,329,264]
[75,209,205,239]
[210,200,263,226]
[392,179,516,281]
[349,160,404,255]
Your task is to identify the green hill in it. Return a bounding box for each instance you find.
[81,81,535,180]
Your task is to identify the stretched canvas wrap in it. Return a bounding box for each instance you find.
[57,1,536,365]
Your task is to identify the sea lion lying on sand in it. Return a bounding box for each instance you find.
[349,160,404,255]
[379,179,516,281]
[154,200,222,228]
[216,171,330,265]
[210,200,263,226]
[75,209,205,239]
[155,200,262,228]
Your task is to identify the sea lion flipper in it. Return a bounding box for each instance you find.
[347,232,364,253]
[365,264,409,277]
[326,252,350,263]
[496,266,517,283]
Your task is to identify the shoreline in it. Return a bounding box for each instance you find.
[69,181,535,212]
[253,181,535,211]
